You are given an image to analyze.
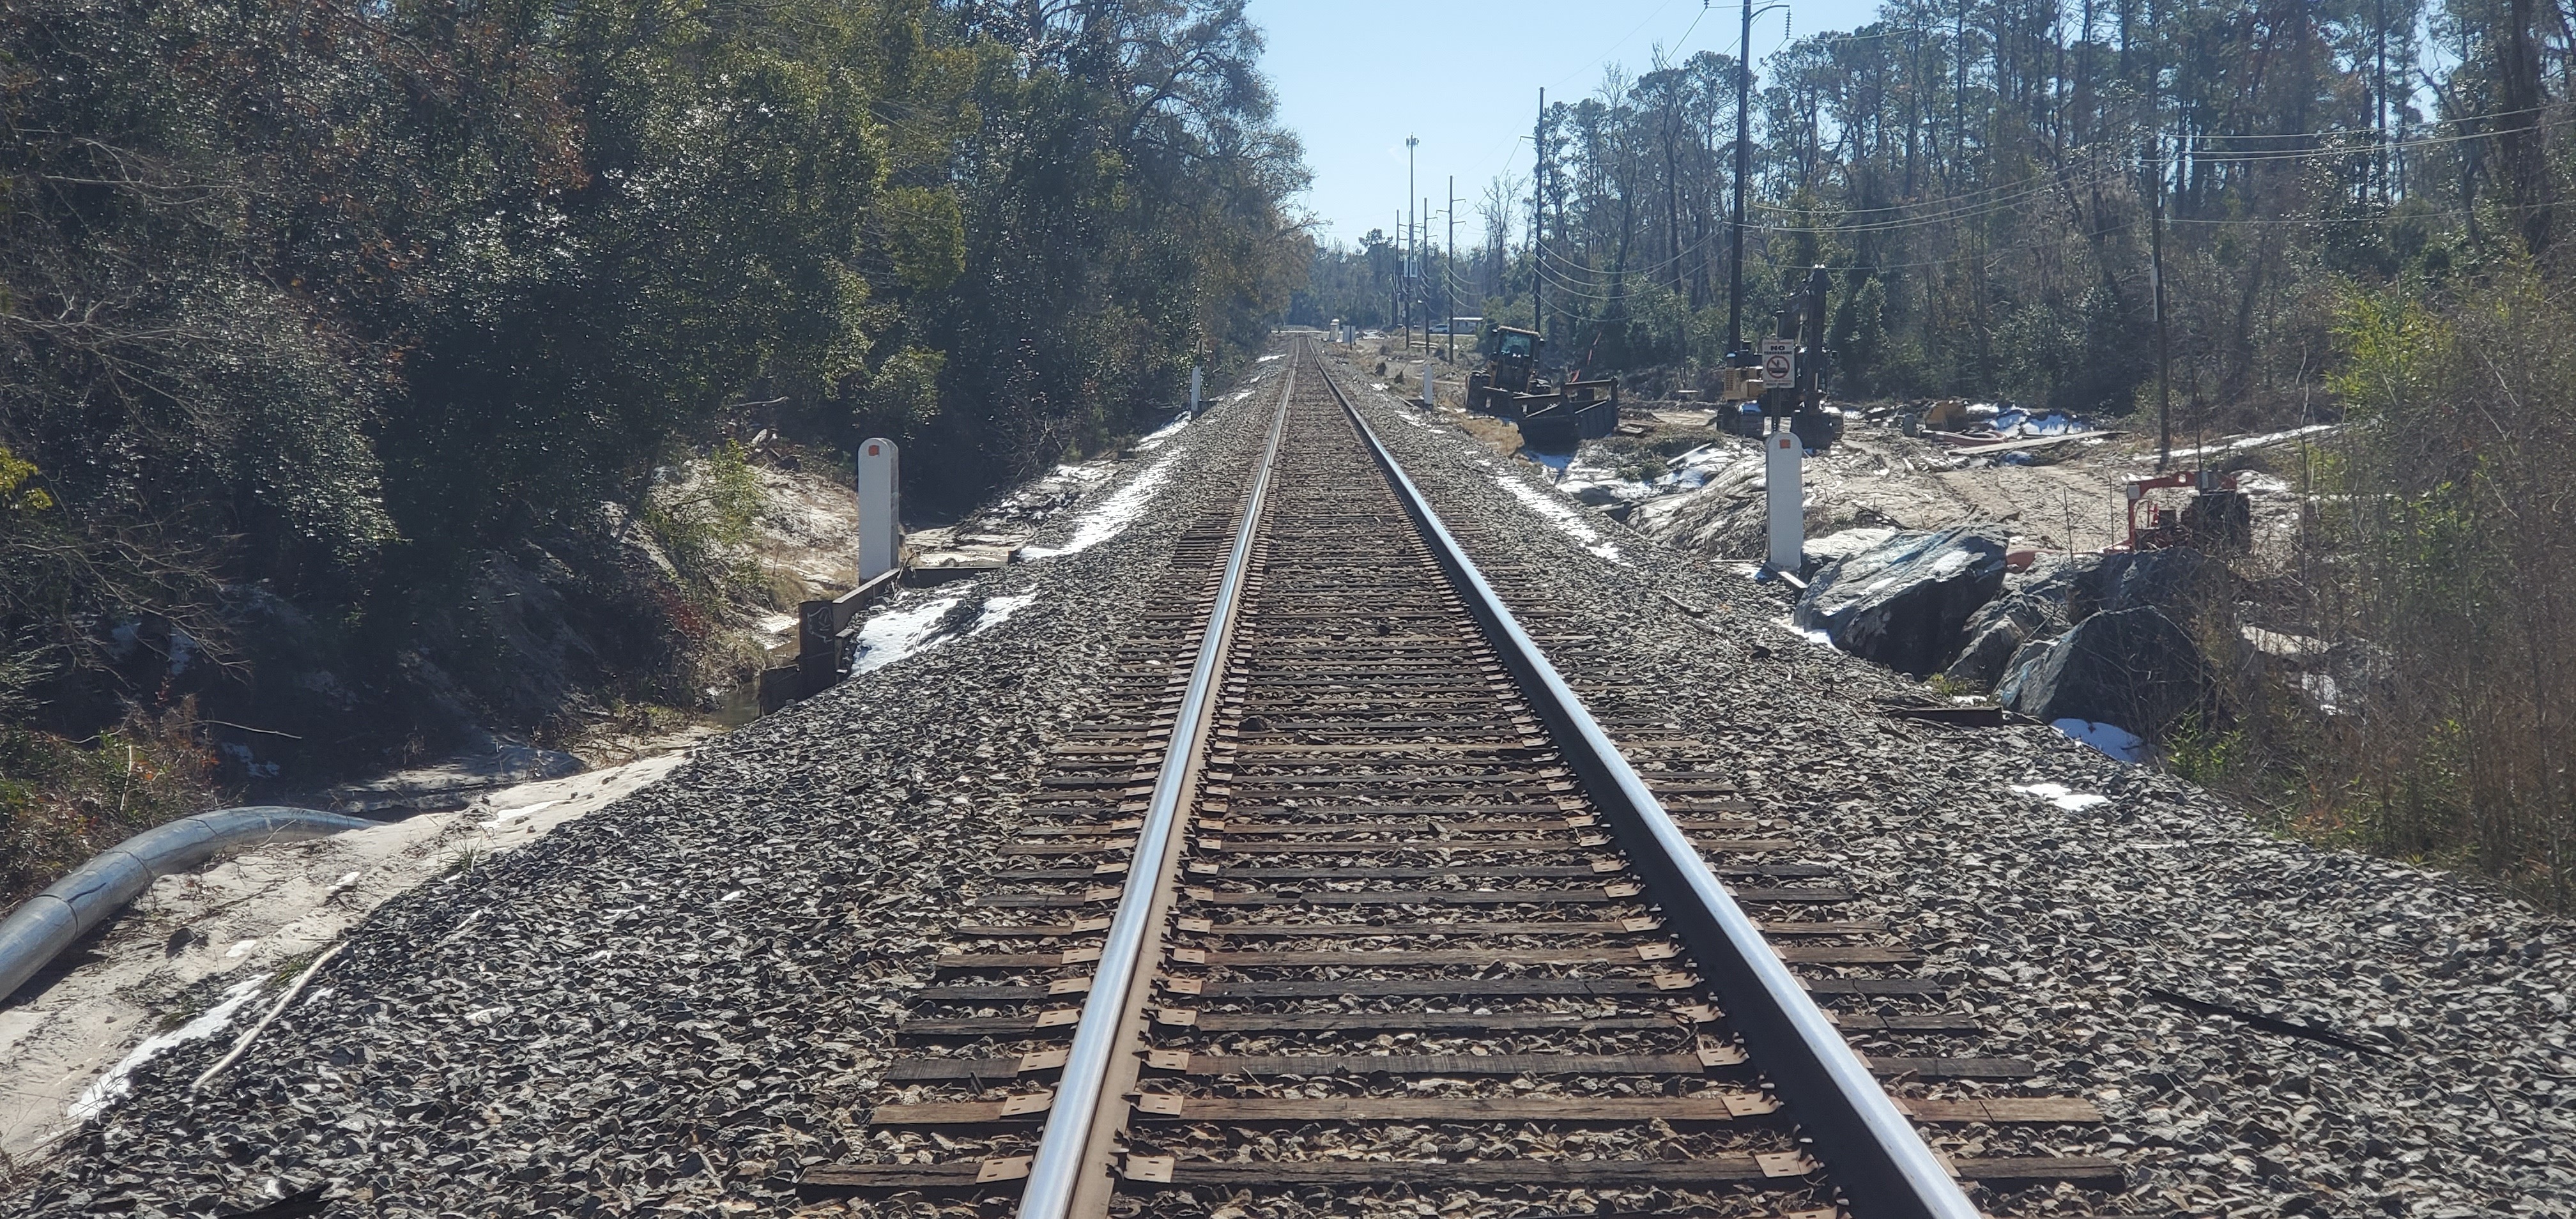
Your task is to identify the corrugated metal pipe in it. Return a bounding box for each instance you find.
[0,807,378,1002]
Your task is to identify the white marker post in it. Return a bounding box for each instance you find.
[1420,358,1434,406]
[857,437,901,583]
[1767,426,1802,574]
[1190,365,1202,418]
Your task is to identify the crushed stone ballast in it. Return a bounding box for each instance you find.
[797,339,2113,1218]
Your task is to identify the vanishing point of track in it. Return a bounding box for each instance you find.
[802,339,2120,1217]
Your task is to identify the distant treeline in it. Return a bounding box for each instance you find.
[0,0,1307,763]
[1300,0,2542,425]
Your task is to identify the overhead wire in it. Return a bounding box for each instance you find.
[1724,109,2552,240]
[1749,145,2131,216]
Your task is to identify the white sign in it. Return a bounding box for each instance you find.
[1761,338,1795,388]
[1767,428,1804,572]
[857,438,901,582]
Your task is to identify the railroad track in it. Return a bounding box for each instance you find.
[803,339,2121,1217]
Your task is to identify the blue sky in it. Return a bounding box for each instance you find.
[1245,0,1887,249]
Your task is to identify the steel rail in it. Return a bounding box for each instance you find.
[1314,358,1981,1219]
[1013,347,1297,1219]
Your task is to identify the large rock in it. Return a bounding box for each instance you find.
[2102,547,2234,623]
[2014,551,2115,618]
[1793,525,2009,676]
[1943,591,2071,690]
[1996,605,2214,736]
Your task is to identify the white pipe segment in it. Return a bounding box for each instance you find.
[0,806,378,1002]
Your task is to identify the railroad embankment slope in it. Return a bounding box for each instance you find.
[1,344,2567,1217]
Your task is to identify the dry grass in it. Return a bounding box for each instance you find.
[0,700,227,909]
[2248,276,2576,909]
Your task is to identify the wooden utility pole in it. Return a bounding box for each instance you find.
[1728,0,1752,361]
[2148,10,2172,471]
[1411,140,1432,355]
[1533,91,1546,355]
[1446,175,1457,363]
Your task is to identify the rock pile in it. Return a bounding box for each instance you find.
[1796,532,2244,743]
[1791,525,2009,675]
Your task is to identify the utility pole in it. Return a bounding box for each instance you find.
[2148,10,2172,471]
[1397,207,1408,348]
[1727,0,1754,363]
[1406,135,1418,355]
[2374,0,2389,200]
[1446,175,1457,364]
[1533,91,1545,356]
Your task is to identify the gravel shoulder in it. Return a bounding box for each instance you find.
[0,358,1288,1216]
[1335,355,2576,1217]
[0,740,703,1165]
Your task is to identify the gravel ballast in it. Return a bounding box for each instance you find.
[6,342,2570,1218]
[1336,358,2574,1217]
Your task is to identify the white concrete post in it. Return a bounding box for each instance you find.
[1190,365,1202,417]
[1766,426,1803,573]
[857,437,901,583]
[1420,358,1434,406]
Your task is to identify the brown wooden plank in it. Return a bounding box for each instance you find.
[1174,1052,1718,1077]
[1199,919,1883,937]
[1197,864,1834,881]
[1195,886,1851,907]
[1906,1096,2104,1124]
[1951,1156,2126,1184]
[969,893,1123,908]
[1151,1158,1775,1187]
[801,1163,990,1191]
[1126,1047,2011,1080]
[1186,945,1913,967]
[883,1057,1041,1082]
[999,841,1131,856]
[1211,839,1798,855]
[1186,1011,1675,1034]
[1190,976,1672,999]
[1222,777,1562,789]
[1133,1095,1772,1124]
[1202,919,1639,935]
[935,953,1094,970]
[1233,742,1540,756]
[1227,802,1565,816]
[895,1011,1687,1039]
[1774,944,1918,964]
[952,921,1107,939]
[866,1099,1044,1126]
[1866,1056,2037,1079]
[1834,1011,1983,1034]
[1805,977,1943,995]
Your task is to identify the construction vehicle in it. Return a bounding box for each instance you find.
[1899,398,1970,434]
[1462,324,1540,413]
[1713,266,1844,452]
[1463,325,1622,448]
[2115,468,2252,552]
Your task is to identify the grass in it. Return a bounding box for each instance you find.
[0,701,227,908]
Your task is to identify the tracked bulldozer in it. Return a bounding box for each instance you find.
[1462,325,1620,449]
